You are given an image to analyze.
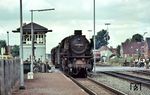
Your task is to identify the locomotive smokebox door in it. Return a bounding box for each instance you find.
[74,30,82,35]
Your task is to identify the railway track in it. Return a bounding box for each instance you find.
[101,72,150,87]
[66,74,127,95]
[132,70,150,75]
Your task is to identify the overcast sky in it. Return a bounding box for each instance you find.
[0,0,150,53]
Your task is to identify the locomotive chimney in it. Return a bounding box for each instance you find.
[74,30,82,35]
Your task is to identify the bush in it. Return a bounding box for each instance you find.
[109,56,133,66]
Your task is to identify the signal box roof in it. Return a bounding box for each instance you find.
[12,22,52,33]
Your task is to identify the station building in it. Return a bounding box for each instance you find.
[13,22,52,62]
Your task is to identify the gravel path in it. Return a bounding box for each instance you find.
[92,73,150,95]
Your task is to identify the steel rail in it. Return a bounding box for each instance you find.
[87,77,127,95]
[102,72,150,87]
[64,73,96,95]
[133,70,150,76]
[64,73,127,95]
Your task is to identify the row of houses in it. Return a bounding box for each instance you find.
[97,38,150,62]
[121,38,150,60]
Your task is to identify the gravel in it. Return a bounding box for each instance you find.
[92,73,150,95]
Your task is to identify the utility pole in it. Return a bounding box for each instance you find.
[7,31,9,54]
[30,10,34,74]
[105,23,111,43]
[19,0,25,89]
[93,0,96,74]
[142,32,147,41]
[105,23,111,32]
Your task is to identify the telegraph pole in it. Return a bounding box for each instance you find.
[19,0,25,89]
[93,0,96,74]
[105,23,111,42]
[7,31,9,54]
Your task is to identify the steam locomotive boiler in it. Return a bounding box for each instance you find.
[51,30,93,77]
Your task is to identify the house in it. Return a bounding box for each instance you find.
[121,41,145,59]
[144,38,150,59]
[98,46,113,62]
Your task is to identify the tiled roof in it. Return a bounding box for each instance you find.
[12,22,52,33]
[99,46,110,51]
[122,41,145,54]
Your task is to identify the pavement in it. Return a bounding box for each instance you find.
[12,72,88,95]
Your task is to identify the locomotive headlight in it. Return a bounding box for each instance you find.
[82,58,85,61]
[65,58,67,60]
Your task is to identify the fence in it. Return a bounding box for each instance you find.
[0,59,20,95]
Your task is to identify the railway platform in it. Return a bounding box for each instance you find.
[12,72,88,95]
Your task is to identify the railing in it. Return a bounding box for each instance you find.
[0,59,20,95]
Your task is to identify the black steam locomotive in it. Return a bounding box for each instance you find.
[51,30,93,77]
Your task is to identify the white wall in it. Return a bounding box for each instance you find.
[23,44,46,62]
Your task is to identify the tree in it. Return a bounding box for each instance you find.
[125,38,131,43]
[0,40,6,54]
[95,29,110,49]
[11,45,19,57]
[131,34,143,42]
[0,40,6,47]
[90,29,110,49]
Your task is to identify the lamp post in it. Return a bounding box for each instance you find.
[7,31,9,46]
[19,0,25,89]
[7,31,9,54]
[93,0,96,74]
[143,32,147,41]
[143,32,148,69]
[143,32,147,36]
[105,23,111,43]
[30,8,55,73]
[105,23,111,32]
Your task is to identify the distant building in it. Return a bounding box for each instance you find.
[144,38,150,59]
[121,41,145,59]
[98,46,113,62]
[13,22,52,62]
